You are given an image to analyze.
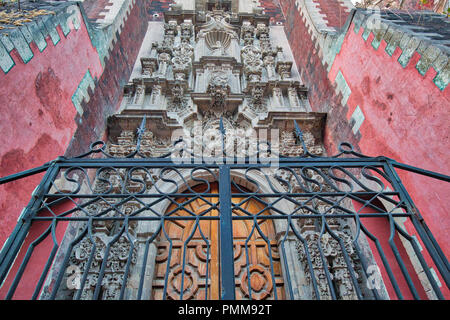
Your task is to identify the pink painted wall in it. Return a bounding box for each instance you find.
[328,23,450,298]
[0,12,103,258]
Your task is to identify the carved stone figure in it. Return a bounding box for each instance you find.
[288,86,301,108]
[157,52,171,76]
[241,45,263,82]
[141,58,157,77]
[241,22,255,45]
[133,84,145,105]
[211,40,225,56]
[207,70,230,110]
[150,84,162,105]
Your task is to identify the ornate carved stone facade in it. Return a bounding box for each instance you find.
[42,2,375,301]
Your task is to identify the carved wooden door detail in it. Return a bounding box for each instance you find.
[151,183,285,300]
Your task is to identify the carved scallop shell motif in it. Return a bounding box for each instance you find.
[205,30,232,51]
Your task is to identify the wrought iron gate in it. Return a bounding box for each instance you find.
[0,121,448,300]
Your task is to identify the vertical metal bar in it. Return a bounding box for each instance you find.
[219,165,235,299]
[293,120,309,156]
[31,220,60,300]
[279,216,294,300]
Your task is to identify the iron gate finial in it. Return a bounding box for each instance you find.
[135,115,147,154]
[293,119,308,156]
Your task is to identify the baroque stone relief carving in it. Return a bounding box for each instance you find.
[207,69,231,111]
[296,231,359,300]
[241,45,264,83]
[69,233,138,300]
[36,5,383,301]
[108,129,172,158]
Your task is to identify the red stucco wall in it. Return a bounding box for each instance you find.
[0,14,103,251]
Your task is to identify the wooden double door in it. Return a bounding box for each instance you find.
[151,183,285,300]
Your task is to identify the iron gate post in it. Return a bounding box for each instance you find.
[219,165,235,299]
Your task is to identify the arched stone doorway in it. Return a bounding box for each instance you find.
[151,182,285,300]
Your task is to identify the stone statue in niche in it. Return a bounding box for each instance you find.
[157,52,171,77]
[133,84,145,105]
[272,87,283,107]
[288,86,301,108]
[211,40,225,56]
[264,55,276,80]
[150,84,162,105]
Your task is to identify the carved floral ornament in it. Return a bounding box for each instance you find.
[296,231,358,300]
[241,45,264,82]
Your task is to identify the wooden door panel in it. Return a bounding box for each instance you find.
[151,183,284,300]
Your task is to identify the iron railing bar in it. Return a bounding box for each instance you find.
[4,156,446,183]
[387,221,421,299]
[358,218,404,299]
[316,218,338,300]
[289,219,321,299]
[390,161,450,183]
[92,223,126,300]
[344,191,405,213]
[196,217,212,300]
[352,241,381,300]
[418,221,450,274]
[41,191,401,198]
[411,217,450,285]
[5,222,53,299]
[179,218,200,300]
[29,212,414,221]
[163,195,205,218]
[42,196,91,220]
[137,221,162,300]
[161,218,174,300]
[279,217,295,299]
[243,222,256,300]
[347,193,385,300]
[398,229,445,299]
[31,220,60,300]
[309,192,405,220]
[323,222,364,300]
[49,221,89,300]
[0,163,50,185]
[253,217,278,300]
